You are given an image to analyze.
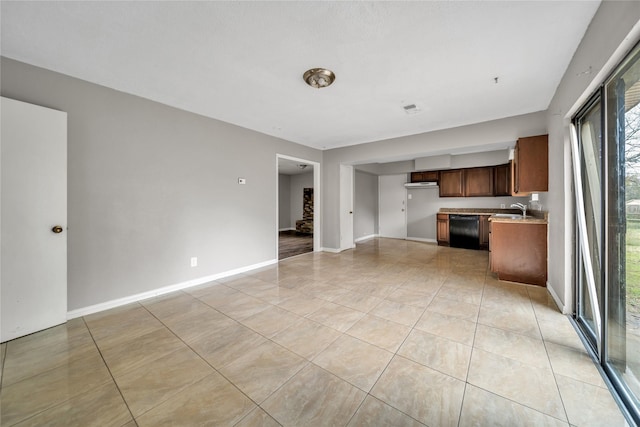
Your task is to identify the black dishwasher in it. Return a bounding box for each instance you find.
[449,215,480,250]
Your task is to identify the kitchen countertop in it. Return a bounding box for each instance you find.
[439,208,548,224]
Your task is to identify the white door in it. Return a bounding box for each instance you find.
[378,174,407,239]
[339,164,354,251]
[1,97,68,342]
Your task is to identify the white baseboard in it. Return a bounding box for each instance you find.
[546,281,567,314]
[67,259,278,319]
[321,247,342,253]
[355,234,378,243]
[279,227,295,232]
[406,237,437,243]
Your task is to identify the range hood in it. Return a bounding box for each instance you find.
[404,182,438,188]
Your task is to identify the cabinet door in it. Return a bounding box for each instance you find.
[439,170,464,197]
[436,214,449,245]
[490,222,547,286]
[494,164,511,196]
[513,135,548,194]
[479,215,490,249]
[464,167,494,197]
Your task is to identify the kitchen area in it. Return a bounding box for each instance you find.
[428,134,549,286]
[355,134,549,287]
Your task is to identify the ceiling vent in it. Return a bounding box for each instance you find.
[403,104,420,114]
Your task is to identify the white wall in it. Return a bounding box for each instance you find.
[289,171,314,227]
[278,174,291,230]
[354,170,379,240]
[544,1,640,310]
[1,57,322,311]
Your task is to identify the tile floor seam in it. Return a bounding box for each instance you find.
[456,381,470,427]
[309,333,395,392]
[135,303,274,413]
[81,316,137,425]
[531,298,572,425]
[544,340,610,391]
[464,306,482,384]
[465,383,572,424]
[345,393,428,427]
[143,295,325,409]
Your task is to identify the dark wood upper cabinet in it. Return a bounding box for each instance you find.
[494,163,511,196]
[439,170,464,197]
[512,134,548,195]
[410,170,439,182]
[464,167,494,197]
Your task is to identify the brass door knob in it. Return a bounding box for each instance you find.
[51,225,63,234]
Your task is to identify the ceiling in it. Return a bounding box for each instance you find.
[1,1,601,150]
[278,158,313,176]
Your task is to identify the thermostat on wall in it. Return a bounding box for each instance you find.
[238,178,246,185]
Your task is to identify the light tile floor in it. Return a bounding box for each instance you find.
[0,238,630,426]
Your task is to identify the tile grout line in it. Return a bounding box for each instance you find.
[348,289,435,426]
[81,316,139,427]
[139,299,311,425]
[456,273,487,427]
[137,303,268,409]
[527,286,573,425]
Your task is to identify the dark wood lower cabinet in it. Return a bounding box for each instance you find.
[490,221,547,286]
[479,215,490,249]
[436,214,449,246]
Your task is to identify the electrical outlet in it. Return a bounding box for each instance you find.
[500,204,506,208]
[190,257,197,267]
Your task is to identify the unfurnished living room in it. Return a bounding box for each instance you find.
[2,1,640,426]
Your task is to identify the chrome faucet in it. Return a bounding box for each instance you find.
[511,203,527,217]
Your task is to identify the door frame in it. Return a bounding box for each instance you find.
[276,154,321,256]
[339,164,355,251]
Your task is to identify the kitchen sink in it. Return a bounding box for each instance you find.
[493,214,524,219]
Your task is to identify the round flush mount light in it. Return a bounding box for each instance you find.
[303,68,336,89]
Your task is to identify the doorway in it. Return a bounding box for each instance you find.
[276,155,320,259]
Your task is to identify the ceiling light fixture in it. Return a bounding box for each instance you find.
[297,164,308,170]
[303,68,335,89]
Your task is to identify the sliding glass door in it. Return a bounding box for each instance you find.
[605,45,640,416]
[574,95,603,352]
[573,43,640,423]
